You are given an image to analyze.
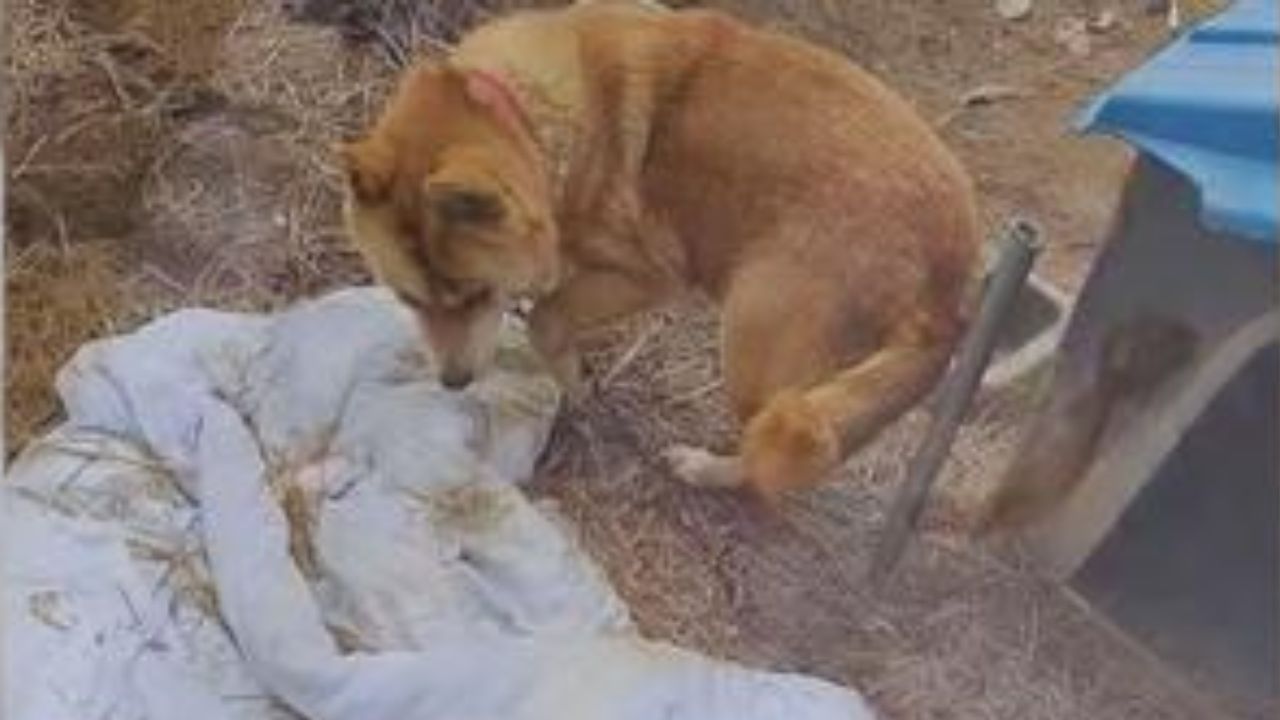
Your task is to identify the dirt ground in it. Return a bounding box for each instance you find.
[4,0,1254,717]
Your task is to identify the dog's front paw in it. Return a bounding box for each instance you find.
[550,350,589,404]
[662,444,743,489]
[528,310,587,402]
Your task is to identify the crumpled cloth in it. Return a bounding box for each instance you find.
[4,287,875,720]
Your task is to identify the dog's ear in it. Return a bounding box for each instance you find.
[338,138,394,203]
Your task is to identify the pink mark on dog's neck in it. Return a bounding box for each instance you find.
[463,68,533,145]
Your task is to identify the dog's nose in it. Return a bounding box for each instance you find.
[440,369,474,390]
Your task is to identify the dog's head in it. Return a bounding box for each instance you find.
[340,63,558,389]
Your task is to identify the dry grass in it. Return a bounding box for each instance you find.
[4,0,1237,717]
[535,300,1216,719]
[4,0,398,448]
[5,242,132,448]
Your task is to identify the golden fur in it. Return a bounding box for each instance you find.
[341,1,981,498]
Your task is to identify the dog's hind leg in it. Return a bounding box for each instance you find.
[671,332,953,499]
[739,331,954,499]
[667,258,958,499]
[669,334,951,497]
[664,258,847,491]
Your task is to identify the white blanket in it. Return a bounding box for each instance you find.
[3,288,874,720]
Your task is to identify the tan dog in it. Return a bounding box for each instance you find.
[340,2,980,499]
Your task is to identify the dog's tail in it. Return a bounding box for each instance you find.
[739,319,957,500]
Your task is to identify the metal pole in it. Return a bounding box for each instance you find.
[869,218,1044,583]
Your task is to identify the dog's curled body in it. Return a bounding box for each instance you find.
[342,2,981,498]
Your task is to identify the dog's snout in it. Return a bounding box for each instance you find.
[440,368,475,390]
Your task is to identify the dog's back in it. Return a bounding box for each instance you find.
[641,10,977,317]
